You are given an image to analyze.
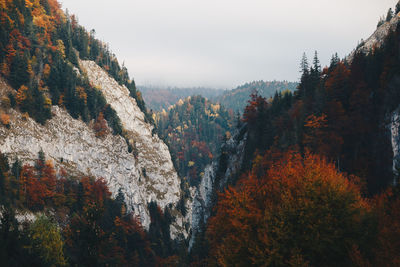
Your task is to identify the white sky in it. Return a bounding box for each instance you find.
[60,0,397,88]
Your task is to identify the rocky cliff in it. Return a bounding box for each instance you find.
[0,60,191,238]
[189,126,247,248]
[348,13,400,61]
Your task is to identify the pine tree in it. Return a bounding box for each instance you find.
[386,8,394,22]
[330,53,340,70]
[300,52,309,74]
[312,50,321,74]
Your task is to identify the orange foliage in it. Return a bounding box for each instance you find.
[93,112,109,138]
[370,189,400,266]
[0,61,10,76]
[0,113,10,127]
[20,164,45,209]
[43,63,51,78]
[0,11,14,27]
[16,85,28,105]
[76,86,87,105]
[207,150,370,266]
[242,93,268,124]
[80,176,111,206]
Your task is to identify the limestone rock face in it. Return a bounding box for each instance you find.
[189,127,247,248]
[348,14,400,61]
[0,60,190,238]
[80,60,184,230]
[391,107,400,185]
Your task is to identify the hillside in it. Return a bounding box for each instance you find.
[155,95,235,187]
[215,80,297,113]
[0,1,193,265]
[140,85,223,111]
[189,7,400,266]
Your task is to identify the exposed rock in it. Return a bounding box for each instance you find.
[189,126,247,248]
[0,59,190,238]
[391,107,400,185]
[348,14,400,62]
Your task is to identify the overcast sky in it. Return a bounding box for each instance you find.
[60,0,397,89]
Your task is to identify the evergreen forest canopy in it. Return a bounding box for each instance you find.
[0,151,182,266]
[0,0,152,144]
[1,0,400,266]
[140,86,223,112]
[190,5,400,266]
[155,95,235,187]
[215,80,297,113]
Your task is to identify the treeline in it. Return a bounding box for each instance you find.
[239,32,400,194]
[140,86,223,112]
[190,5,400,265]
[215,80,297,113]
[156,95,235,187]
[0,151,184,266]
[205,149,400,266]
[0,0,151,129]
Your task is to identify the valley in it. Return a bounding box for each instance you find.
[0,0,400,266]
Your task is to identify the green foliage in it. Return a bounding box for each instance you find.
[28,216,67,267]
[0,0,139,133]
[0,151,172,266]
[156,95,234,186]
[215,80,297,113]
[140,86,223,111]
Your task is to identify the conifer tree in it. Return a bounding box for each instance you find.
[312,50,321,74]
[387,8,394,22]
[300,52,309,74]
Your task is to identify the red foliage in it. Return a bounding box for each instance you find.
[80,176,111,206]
[207,150,370,266]
[242,93,268,124]
[93,112,109,138]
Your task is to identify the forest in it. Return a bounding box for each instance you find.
[155,95,235,187]
[188,5,400,266]
[1,0,400,266]
[215,80,298,113]
[0,151,185,266]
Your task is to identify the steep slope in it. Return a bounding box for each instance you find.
[189,126,247,249]
[189,6,400,260]
[0,0,193,241]
[348,13,400,61]
[0,66,189,238]
[155,95,235,186]
[80,60,180,206]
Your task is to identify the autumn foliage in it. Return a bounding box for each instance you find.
[0,151,166,266]
[207,151,372,267]
[93,112,109,138]
[0,113,10,127]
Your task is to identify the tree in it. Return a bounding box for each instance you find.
[312,50,321,74]
[300,52,309,74]
[207,151,373,267]
[396,2,400,14]
[93,112,108,138]
[28,216,67,266]
[386,8,394,22]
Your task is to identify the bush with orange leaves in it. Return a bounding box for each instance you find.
[93,112,109,138]
[207,150,374,267]
[0,113,10,127]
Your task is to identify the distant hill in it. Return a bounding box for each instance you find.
[215,80,298,113]
[139,86,223,111]
[155,95,234,186]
